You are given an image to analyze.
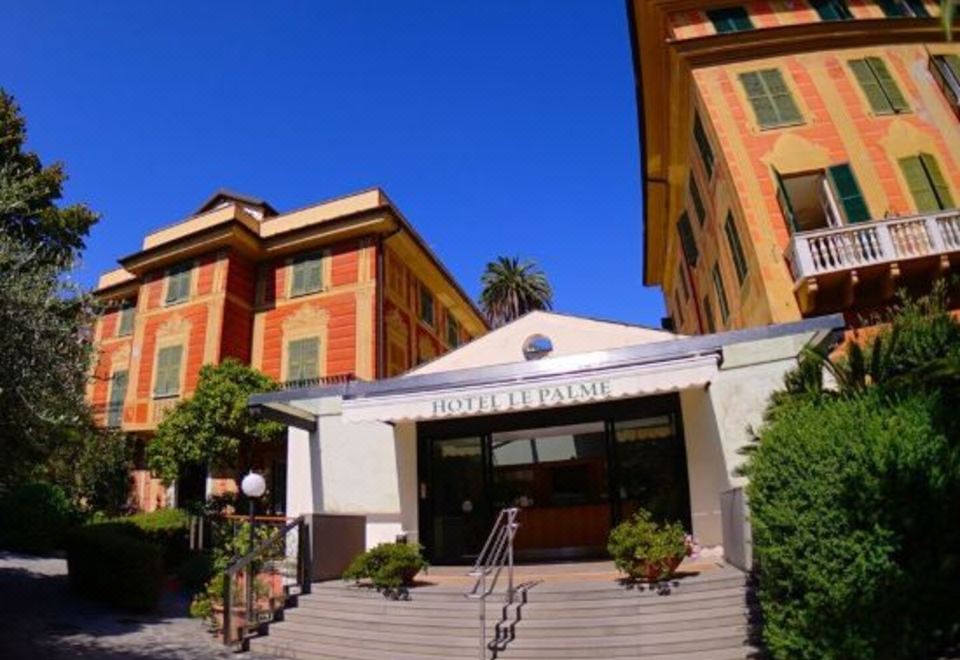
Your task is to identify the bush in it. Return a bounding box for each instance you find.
[118,508,191,568]
[0,481,81,553]
[175,551,214,592]
[745,390,960,659]
[607,509,690,582]
[343,542,427,590]
[65,523,163,611]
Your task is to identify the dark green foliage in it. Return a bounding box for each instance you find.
[176,552,214,592]
[65,523,164,612]
[479,256,553,327]
[745,286,960,659]
[116,508,191,568]
[607,509,689,581]
[147,359,283,485]
[0,481,81,553]
[343,542,428,591]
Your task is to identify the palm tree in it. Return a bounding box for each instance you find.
[479,256,553,327]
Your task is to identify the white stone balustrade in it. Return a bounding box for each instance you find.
[787,210,960,281]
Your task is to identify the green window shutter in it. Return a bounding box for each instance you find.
[740,70,802,128]
[693,114,715,179]
[677,212,699,266]
[678,264,690,300]
[945,54,960,81]
[419,285,434,325]
[703,296,716,334]
[707,7,753,33]
[291,254,323,296]
[773,168,800,233]
[154,345,182,397]
[724,212,749,284]
[920,153,954,209]
[740,72,779,127]
[712,264,731,322]
[165,265,191,304]
[877,0,908,16]
[827,164,871,223]
[900,156,941,211]
[850,59,893,113]
[109,370,128,426]
[117,304,135,336]
[689,175,706,225]
[904,0,929,16]
[812,0,852,20]
[287,338,319,382]
[761,70,803,124]
[866,57,909,112]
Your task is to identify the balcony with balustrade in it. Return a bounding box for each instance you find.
[786,210,960,316]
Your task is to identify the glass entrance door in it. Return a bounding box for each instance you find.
[429,436,488,563]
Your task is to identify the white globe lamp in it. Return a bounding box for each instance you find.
[241,471,267,499]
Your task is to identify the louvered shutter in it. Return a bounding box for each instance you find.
[827,164,871,223]
[867,57,909,112]
[900,156,941,212]
[677,212,699,266]
[850,60,892,113]
[306,258,323,292]
[920,153,955,209]
[877,0,907,16]
[773,168,799,233]
[155,346,182,396]
[740,72,779,127]
[762,70,802,124]
[945,54,960,81]
[300,340,319,380]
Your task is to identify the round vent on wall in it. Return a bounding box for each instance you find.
[522,334,553,360]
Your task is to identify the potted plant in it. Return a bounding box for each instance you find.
[607,509,693,582]
[343,542,428,592]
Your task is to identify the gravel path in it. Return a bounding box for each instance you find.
[0,552,274,659]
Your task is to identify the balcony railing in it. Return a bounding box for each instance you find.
[786,210,960,281]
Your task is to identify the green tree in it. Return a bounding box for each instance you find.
[479,256,553,327]
[1,89,98,265]
[147,359,284,486]
[0,90,101,489]
[744,286,960,659]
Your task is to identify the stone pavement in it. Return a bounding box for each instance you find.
[0,552,274,659]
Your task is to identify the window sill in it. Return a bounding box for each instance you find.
[758,120,805,132]
[289,287,326,299]
[153,393,180,401]
[164,299,189,307]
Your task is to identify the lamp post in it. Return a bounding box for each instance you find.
[240,470,266,629]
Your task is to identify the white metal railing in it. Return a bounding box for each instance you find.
[787,210,960,280]
[464,507,519,660]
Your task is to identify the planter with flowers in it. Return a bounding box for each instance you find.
[607,509,693,582]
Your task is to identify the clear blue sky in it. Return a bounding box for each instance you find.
[2,1,665,326]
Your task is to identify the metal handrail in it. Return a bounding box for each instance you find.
[464,507,519,660]
[222,514,310,649]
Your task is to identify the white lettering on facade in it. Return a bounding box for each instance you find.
[428,379,613,418]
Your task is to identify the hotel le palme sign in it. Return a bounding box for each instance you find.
[341,355,720,424]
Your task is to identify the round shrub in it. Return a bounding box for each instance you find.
[0,481,80,554]
[65,523,163,612]
[607,509,690,582]
[343,542,427,591]
[118,508,191,568]
[745,390,960,659]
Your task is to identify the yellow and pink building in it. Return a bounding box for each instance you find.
[89,188,486,511]
[628,0,960,333]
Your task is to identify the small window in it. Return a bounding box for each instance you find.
[678,263,690,300]
[849,57,909,114]
[739,69,803,128]
[899,153,955,212]
[707,6,754,33]
[165,263,192,305]
[724,212,749,285]
[108,370,128,427]
[703,296,717,334]
[290,253,323,297]
[877,0,929,16]
[117,302,135,337]
[712,264,731,323]
[287,337,319,384]
[929,54,960,111]
[154,345,183,398]
[419,284,435,326]
[676,212,699,266]
[693,113,715,179]
[689,175,706,225]
[811,0,853,20]
[446,314,460,347]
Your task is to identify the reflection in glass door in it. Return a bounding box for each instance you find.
[429,436,488,563]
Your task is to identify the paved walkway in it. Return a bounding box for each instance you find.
[0,552,273,659]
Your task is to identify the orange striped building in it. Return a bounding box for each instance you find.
[90,188,486,510]
[629,0,960,334]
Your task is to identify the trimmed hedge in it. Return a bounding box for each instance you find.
[66,523,163,612]
[118,508,190,568]
[0,481,80,554]
[745,390,960,659]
